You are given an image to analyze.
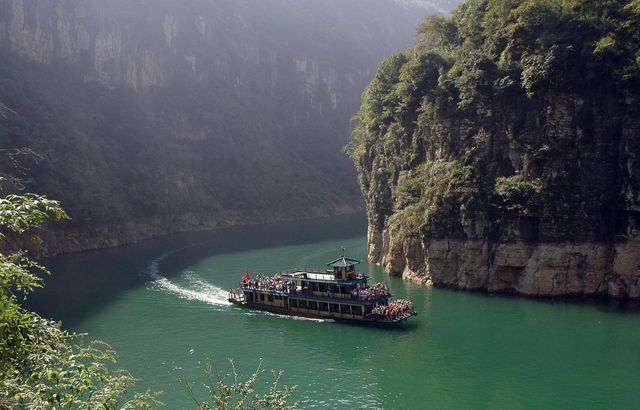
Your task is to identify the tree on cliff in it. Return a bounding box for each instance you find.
[348,0,640,238]
[347,0,640,296]
[0,180,161,408]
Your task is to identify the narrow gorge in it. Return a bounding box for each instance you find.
[0,0,454,255]
[350,0,640,298]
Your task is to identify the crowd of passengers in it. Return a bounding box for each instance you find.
[241,273,391,300]
[241,274,296,293]
[350,282,389,300]
[370,299,415,321]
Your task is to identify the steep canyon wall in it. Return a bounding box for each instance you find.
[0,0,451,255]
[351,0,640,298]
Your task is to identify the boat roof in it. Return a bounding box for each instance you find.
[327,256,361,268]
[281,270,367,284]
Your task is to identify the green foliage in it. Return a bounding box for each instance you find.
[0,0,445,244]
[3,336,162,409]
[417,15,459,49]
[0,189,68,237]
[175,358,307,410]
[390,160,479,237]
[349,0,640,241]
[0,185,161,409]
[346,53,409,170]
[494,175,545,215]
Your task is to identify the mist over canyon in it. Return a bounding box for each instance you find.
[0,0,461,255]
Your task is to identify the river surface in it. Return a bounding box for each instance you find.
[30,216,640,409]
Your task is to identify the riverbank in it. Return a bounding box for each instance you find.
[11,205,363,258]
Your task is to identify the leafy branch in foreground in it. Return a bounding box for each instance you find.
[0,182,161,409]
[176,357,308,410]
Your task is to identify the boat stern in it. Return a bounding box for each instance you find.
[228,288,245,304]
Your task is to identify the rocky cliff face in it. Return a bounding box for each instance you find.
[350,0,640,299]
[0,0,449,256]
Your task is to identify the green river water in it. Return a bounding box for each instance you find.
[30,216,640,409]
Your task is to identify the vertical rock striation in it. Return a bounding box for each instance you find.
[0,0,454,255]
[350,0,640,299]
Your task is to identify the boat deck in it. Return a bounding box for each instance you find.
[229,298,417,324]
[238,285,383,305]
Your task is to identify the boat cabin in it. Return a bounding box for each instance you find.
[327,256,361,279]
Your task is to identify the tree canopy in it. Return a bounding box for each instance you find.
[0,179,161,409]
[349,0,640,242]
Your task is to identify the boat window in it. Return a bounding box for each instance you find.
[309,301,318,310]
[260,294,265,301]
[299,300,308,308]
[319,283,327,292]
[268,294,274,302]
[340,304,350,314]
[352,306,362,316]
[319,302,328,311]
[330,303,339,312]
[290,299,298,308]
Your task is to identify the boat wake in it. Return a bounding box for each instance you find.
[146,255,231,307]
[145,254,333,323]
[246,311,335,323]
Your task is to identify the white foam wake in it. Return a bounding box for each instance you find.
[144,254,333,323]
[146,255,231,307]
[248,311,335,323]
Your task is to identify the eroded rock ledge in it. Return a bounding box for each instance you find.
[350,1,640,299]
[369,217,640,299]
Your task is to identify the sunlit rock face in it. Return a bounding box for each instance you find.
[0,0,458,256]
[353,2,640,299]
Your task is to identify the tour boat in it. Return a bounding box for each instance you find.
[227,255,417,323]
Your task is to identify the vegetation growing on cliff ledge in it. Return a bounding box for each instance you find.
[349,0,640,244]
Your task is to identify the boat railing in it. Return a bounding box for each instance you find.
[281,268,331,275]
[238,283,389,302]
[369,299,415,322]
[280,269,368,279]
[228,288,245,302]
[368,310,417,323]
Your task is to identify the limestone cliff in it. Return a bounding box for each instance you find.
[0,0,456,256]
[350,0,640,298]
